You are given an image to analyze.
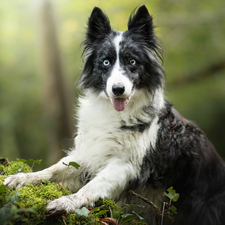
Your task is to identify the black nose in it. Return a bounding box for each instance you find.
[112,84,125,96]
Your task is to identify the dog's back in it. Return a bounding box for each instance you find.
[142,102,225,224]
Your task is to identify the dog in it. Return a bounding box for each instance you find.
[4,5,225,225]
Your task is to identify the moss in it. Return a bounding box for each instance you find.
[0,159,75,224]
[0,158,148,225]
[96,198,121,212]
[0,159,33,210]
[15,182,71,214]
[0,158,32,177]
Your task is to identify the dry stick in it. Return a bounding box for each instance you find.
[130,190,172,225]
[31,162,35,170]
[130,190,161,225]
[130,191,161,216]
[161,202,166,225]
[109,206,113,218]
[62,216,67,225]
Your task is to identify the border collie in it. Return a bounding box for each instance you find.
[4,5,225,225]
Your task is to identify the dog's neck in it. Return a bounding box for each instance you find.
[81,88,164,128]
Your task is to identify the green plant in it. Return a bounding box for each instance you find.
[16,158,42,170]
[162,186,180,223]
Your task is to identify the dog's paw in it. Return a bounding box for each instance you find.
[3,173,40,189]
[46,195,79,214]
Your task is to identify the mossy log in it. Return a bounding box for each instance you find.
[0,158,147,225]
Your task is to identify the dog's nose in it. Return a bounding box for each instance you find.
[112,84,125,96]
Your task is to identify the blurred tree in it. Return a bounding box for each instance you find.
[34,0,73,164]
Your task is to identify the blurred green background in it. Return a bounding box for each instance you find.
[0,0,225,171]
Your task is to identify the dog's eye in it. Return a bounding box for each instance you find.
[103,60,110,67]
[130,59,136,66]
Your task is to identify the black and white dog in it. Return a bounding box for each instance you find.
[4,5,225,225]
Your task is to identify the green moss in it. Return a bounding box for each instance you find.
[0,158,32,177]
[96,198,121,212]
[0,159,75,224]
[0,159,32,212]
[0,158,148,225]
[16,182,71,213]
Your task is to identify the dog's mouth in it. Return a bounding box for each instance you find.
[111,97,130,112]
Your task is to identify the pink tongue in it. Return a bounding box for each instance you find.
[112,98,127,111]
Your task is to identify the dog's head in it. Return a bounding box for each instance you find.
[79,5,165,111]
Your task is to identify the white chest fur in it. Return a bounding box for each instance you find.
[71,93,160,181]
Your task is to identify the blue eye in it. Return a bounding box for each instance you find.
[103,60,110,66]
[130,59,136,66]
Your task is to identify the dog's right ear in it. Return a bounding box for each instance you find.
[86,7,111,43]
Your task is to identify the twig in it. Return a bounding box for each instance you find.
[130,190,173,225]
[109,206,113,218]
[62,215,67,225]
[31,162,35,170]
[130,190,161,216]
[161,202,166,225]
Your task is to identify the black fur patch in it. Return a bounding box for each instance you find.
[121,122,150,133]
[137,101,225,225]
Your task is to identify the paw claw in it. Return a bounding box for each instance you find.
[3,173,39,189]
[46,195,80,214]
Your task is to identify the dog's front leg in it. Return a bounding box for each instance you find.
[4,155,81,189]
[46,159,136,214]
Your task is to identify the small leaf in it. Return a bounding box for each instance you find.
[16,158,27,163]
[16,166,23,172]
[121,213,134,218]
[121,214,136,223]
[35,159,42,164]
[168,214,174,221]
[0,184,7,193]
[68,162,80,169]
[132,211,145,221]
[169,205,177,214]
[10,191,19,203]
[90,207,101,213]
[164,187,180,202]
[75,207,90,218]
[112,209,120,220]
[96,209,108,216]
[26,159,35,164]
[0,204,16,222]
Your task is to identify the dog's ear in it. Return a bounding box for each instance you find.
[87,7,111,42]
[128,5,154,37]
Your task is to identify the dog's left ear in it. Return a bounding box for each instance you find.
[86,7,111,43]
[128,5,154,37]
